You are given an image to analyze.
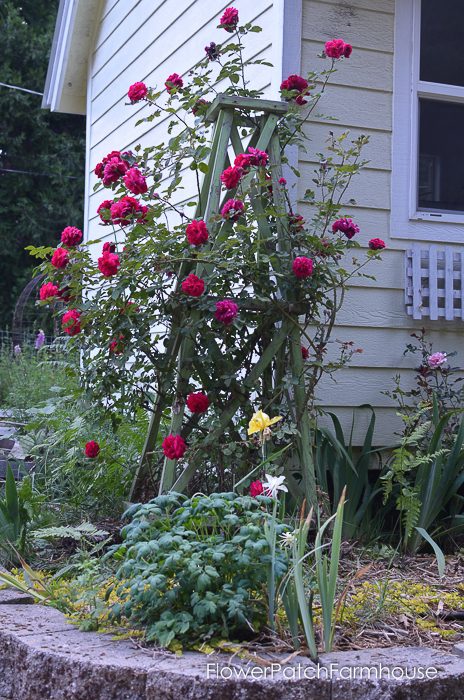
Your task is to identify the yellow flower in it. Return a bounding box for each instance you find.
[247,409,282,436]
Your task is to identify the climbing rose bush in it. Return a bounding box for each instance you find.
[31,8,383,495]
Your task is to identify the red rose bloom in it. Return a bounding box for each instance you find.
[97,199,113,224]
[332,217,359,240]
[250,480,264,497]
[102,157,129,187]
[109,334,125,355]
[51,247,69,269]
[219,7,239,32]
[128,81,148,102]
[165,73,183,93]
[85,440,100,458]
[123,167,148,195]
[181,274,205,297]
[204,42,220,61]
[220,165,243,190]
[162,434,187,460]
[221,198,244,221]
[61,226,83,247]
[247,147,268,166]
[186,392,209,414]
[186,219,209,246]
[301,345,309,360]
[192,98,210,116]
[280,74,310,105]
[62,309,81,336]
[279,177,287,185]
[234,153,252,170]
[292,256,314,279]
[110,196,148,226]
[325,39,352,59]
[98,251,120,277]
[368,238,386,250]
[102,241,116,253]
[39,282,59,301]
[215,299,239,325]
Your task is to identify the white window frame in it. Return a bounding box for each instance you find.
[391,0,464,243]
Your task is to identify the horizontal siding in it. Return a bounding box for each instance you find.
[318,407,402,446]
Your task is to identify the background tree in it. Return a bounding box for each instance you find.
[0,0,85,330]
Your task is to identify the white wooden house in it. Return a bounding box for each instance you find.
[42,0,464,444]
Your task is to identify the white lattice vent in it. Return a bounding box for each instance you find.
[405,246,464,320]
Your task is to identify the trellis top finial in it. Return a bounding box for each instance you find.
[205,93,288,123]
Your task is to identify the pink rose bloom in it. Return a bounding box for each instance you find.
[234,153,253,170]
[110,196,148,226]
[39,282,59,301]
[51,247,69,269]
[427,352,448,369]
[102,241,116,253]
[221,198,244,221]
[250,480,264,497]
[368,238,386,250]
[247,147,269,166]
[325,39,352,59]
[62,309,81,336]
[292,256,314,279]
[186,219,209,246]
[220,165,243,190]
[128,82,148,102]
[279,177,287,185]
[97,199,113,224]
[61,226,83,247]
[98,251,120,277]
[280,74,310,105]
[332,217,359,240]
[165,73,183,93]
[123,167,148,195]
[219,7,239,32]
[215,299,239,325]
[102,157,128,187]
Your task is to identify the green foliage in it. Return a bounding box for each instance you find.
[0,0,85,328]
[315,407,386,539]
[0,466,43,564]
[110,492,288,647]
[31,522,109,543]
[382,396,464,552]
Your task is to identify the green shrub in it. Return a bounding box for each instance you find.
[111,491,288,647]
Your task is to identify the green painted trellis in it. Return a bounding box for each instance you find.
[129,94,317,506]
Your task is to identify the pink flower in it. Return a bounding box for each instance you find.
[162,434,187,460]
[427,352,448,369]
[102,157,129,187]
[234,153,252,170]
[186,392,209,414]
[51,247,69,269]
[39,282,59,301]
[97,199,113,224]
[61,226,83,247]
[98,251,120,277]
[325,39,352,59]
[85,440,100,458]
[165,73,183,93]
[301,346,309,360]
[123,167,148,195]
[332,217,359,240]
[247,147,268,166]
[279,177,287,185]
[368,238,386,250]
[215,299,239,325]
[128,82,148,102]
[221,198,244,221]
[292,256,314,279]
[181,273,205,297]
[250,480,264,497]
[219,7,239,32]
[186,219,209,246]
[62,309,81,336]
[280,74,310,105]
[220,165,243,190]
[110,196,148,226]
[289,214,305,232]
[102,241,116,253]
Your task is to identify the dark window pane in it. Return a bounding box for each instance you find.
[420,0,464,86]
[418,99,464,212]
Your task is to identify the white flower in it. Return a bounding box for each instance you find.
[279,530,297,548]
[262,473,288,499]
